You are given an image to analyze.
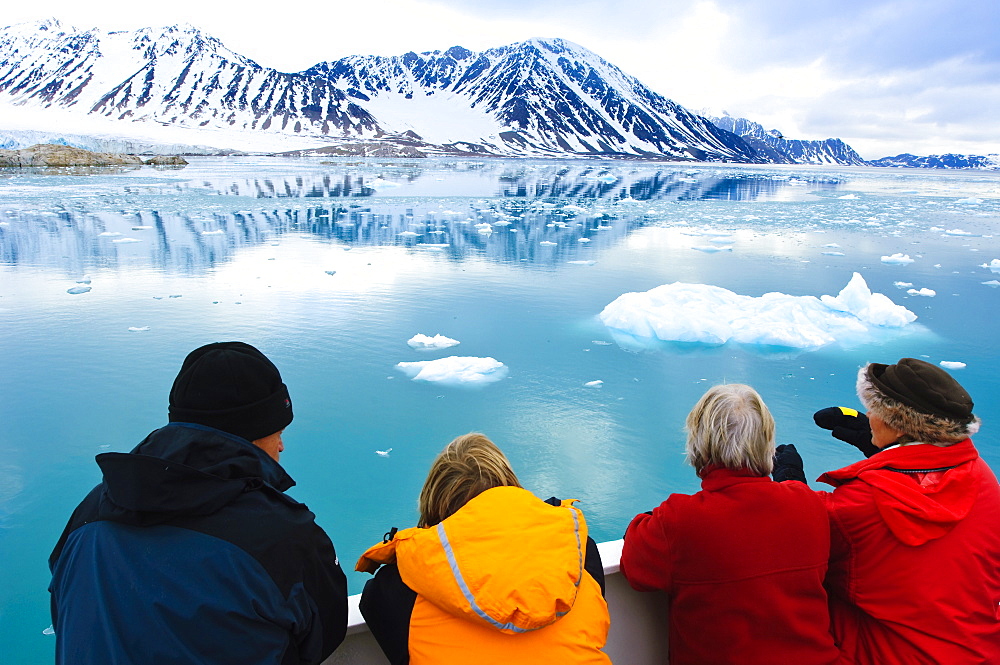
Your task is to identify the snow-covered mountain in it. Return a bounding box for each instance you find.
[867,153,1000,170]
[706,114,868,166]
[0,19,377,140]
[0,19,760,160]
[303,39,759,161]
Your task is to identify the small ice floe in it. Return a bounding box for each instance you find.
[113,237,142,244]
[67,286,91,295]
[568,260,596,266]
[822,251,845,256]
[539,240,557,246]
[824,243,841,248]
[396,356,508,386]
[955,197,982,204]
[43,625,55,636]
[592,340,612,346]
[398,231,419,237]
[940,361,966,370]
[881,253,914,265]
[201,229,225,236]
[894,281,914,288]
[127,326,150,332]
[692,245,733,253]
[407,333,460,350]
[76,275,92,284]
[944,229,976,237]
[97,231,123,237]
[982,280,1000,287]
[597,174,617,184]
[367,178,401,190]
[578,237,591,243]
[838,194,858,199]
[907,288,936,297]
[131,225,153,231]
[375,448,393,457]
[981,259,1000,273]
[584,380,604,388]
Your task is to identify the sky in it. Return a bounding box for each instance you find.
[4,0,998,159]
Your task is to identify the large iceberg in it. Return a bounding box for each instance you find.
[396,356,508,386]
[599,273,917,349]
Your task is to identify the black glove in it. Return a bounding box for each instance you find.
[772,444,806,483]
[813,406,879,458]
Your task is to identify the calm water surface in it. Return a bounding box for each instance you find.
[1,157,998,662]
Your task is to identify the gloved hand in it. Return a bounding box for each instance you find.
[772,444,806,483]
[813,406,879,458]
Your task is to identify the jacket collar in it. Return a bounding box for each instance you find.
[700,465,770,491]
[817,438,978,487]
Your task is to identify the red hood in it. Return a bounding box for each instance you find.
[818,440,981,546]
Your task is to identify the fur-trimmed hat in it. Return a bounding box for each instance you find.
[168,342,293,443]
[856,357,980,444]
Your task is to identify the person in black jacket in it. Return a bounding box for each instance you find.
[48,342,347,665]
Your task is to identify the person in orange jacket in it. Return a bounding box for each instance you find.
[356,433,612,665]
[620,384,840,665]
[777,358,1000,664]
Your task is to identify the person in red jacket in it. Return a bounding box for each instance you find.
[779,357,1000,664]
[620,384,840,665]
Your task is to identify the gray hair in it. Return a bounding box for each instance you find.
[685,384,775,477]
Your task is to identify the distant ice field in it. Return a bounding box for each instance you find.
[1,157,998,662]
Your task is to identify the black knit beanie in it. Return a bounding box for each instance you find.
[168,342,293,443]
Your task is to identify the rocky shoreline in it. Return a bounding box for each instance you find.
[0,144,187,167]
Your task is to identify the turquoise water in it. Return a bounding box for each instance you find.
[1,157,998,662]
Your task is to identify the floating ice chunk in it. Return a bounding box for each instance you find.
[128,326,150,332]
[76,276,92,284]
[597,174,617,184]
[944,229,976,236]
[367,178,401,189]
[584,380,604,387]
[578,237,591,243]
[398,231,419,237]
[692,245,733,253]
[982,280,1000,287]
[98,231,123,237]
[563,205,587,214]
[822,251,845,256]
[375,448,393,457]
[940,361,966,370]
[407,333,460,350]
[600,272,916,350]
[824,243,841,248]
[839,194,858,199]
[539,240,557,246]
[568,260,596,265]
[112,237,142,244]
[325,270,337,276]
[67,286,91,295]
[131,225,152,231]
[894,281,913,288]
[43,625,55,636]
[396,356,508,386]
[881,253,914,265]
[982,259,1000,273]
[955,197,982,204]
[201,229,225,236]
[907,288,936,297]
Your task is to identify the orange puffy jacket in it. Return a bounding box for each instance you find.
[356,486,611,665]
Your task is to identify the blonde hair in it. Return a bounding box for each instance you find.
[418,433,522,527]
[685,384,775,477]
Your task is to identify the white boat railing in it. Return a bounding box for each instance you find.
[324,539,670,664]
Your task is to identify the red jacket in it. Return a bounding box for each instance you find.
[816,439,1000,664]
[620,467,839,665]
